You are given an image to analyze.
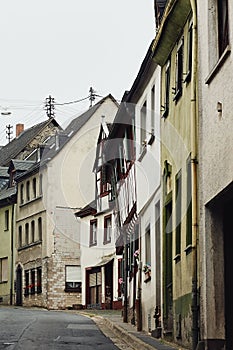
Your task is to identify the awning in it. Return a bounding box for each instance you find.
[93,254,115,268]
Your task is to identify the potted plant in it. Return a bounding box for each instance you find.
[143,263,151,283]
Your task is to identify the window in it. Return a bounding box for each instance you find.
[218,0,229,57]
[37,267,42,293]
[25,223,29,245]
[90,219,97,246]
[185,21,193,83]
[207,0,230,79]
[145,226,151,266]
[151,85,155,133]
[26,181,30,202]
[39,174,43,195]
[140,101,147,149]
[175,171,182,259]
[20,184,24,204]
[24,270,30,296]
[162,59,171,118]
[18,226,22,248]
[186,156,192,249]
[0,257,8,282]
[104,215,112,244]
[100,165,110,196]
[31,221,35,243]
[65,265,82,292]
[119,145,126,176]
[89,269,101,305]
[33,178,36,198]
[38,217,42,241]
[174,38,184,101]
[31,269,35,295]
[4,210,9,231]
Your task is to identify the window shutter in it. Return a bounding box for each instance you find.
[89,273,96,287]
[97,272,101,285]
[66,266,81,282]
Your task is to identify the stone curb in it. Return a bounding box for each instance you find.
[93,315,158,350]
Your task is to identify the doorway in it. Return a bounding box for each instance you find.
[16,264,22,306]
[224,197,233,350]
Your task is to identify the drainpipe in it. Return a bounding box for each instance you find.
[189,1,199,349]
[123,240,128,323]
[10,203,15,305]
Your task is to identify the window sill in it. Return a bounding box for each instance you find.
[103,240,111,245]
[184,244,193,255]
[65,289,82,293]
[161,108,169,119]
[205,45,231,84]
[183,71,191,84]
[89,242,97,247]
[0,281,7,284]
[148,133,155,146]
[173,89,182,103]
[18,240,42,251]
[19,195,43,207]
[174,254,181,263]
[138,146,147,162]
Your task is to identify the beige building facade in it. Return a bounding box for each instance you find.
[15,96,118,309]
[153,1,198,348]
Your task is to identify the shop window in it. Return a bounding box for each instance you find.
[24,270,30,296]
[37,267,42,293]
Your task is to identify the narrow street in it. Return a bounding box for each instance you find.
[0,307,120,350]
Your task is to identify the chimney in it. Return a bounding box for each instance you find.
[16,124,24,137]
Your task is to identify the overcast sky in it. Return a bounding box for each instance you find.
[0,0,155,145]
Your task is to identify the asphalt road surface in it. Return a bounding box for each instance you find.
[0,307,119,350]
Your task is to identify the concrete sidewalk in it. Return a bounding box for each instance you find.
[77,309,185,350]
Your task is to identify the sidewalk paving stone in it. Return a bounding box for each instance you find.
[76,309,187,350]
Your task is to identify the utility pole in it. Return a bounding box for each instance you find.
[89,87,96,108]
[45,95,55,118]
[6,124,13,143]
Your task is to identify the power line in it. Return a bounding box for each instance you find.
[55,96,90,106]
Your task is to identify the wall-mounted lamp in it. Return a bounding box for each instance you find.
[217,101,222,113]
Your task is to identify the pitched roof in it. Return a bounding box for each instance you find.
[0,186,16,204]
[14,95,118,181]
[9,159,35,172]
[75,200,97,218]
[0,167,9,191]
[0,167,9,177]
[0,118,60,167]
[65,94,118,136]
